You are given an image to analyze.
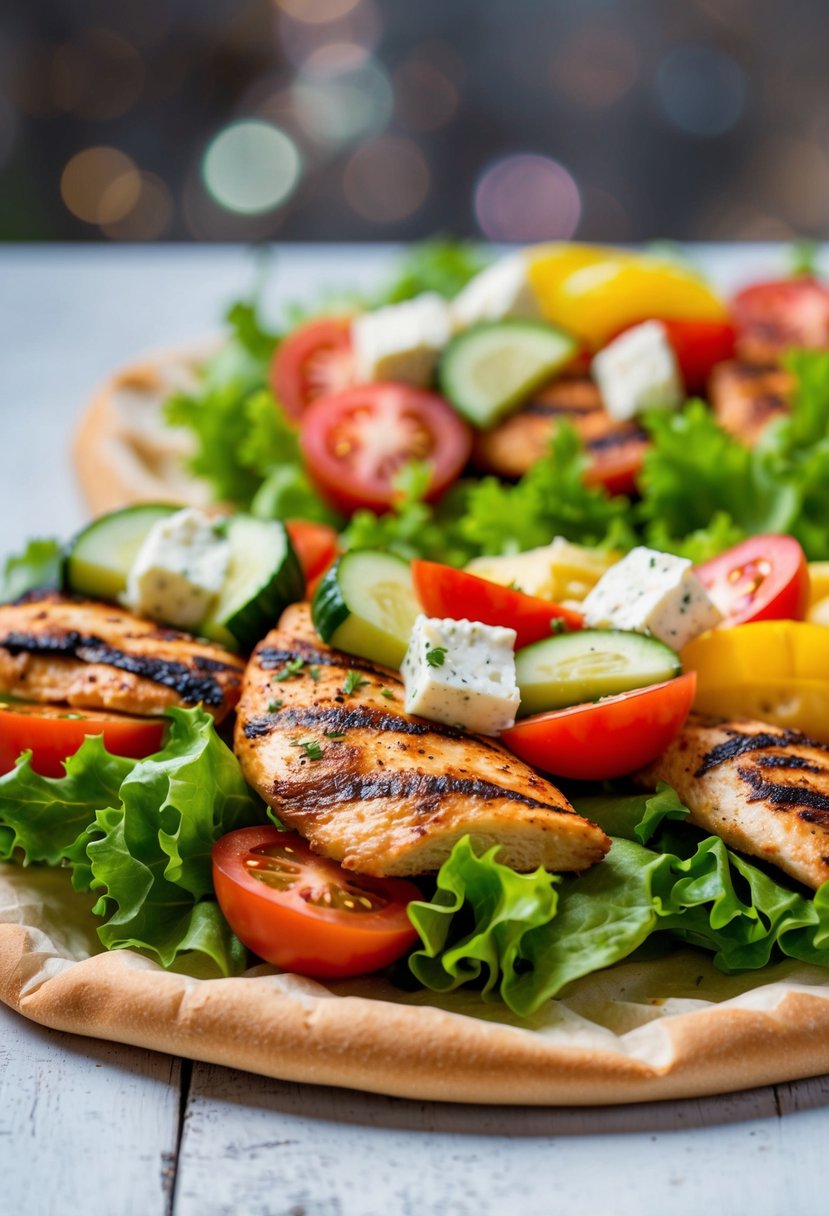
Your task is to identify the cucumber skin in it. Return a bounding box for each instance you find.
[217,521,305,652]
[62,503,181,602]
[311,559,350,643]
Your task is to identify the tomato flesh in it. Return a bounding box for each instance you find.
[501,673,697,780]
[0,702,166,778]
[732,278,829,361]
[300,383,473,515]
[411,560,583,649]
[285,519,340,592]
[212,827,421,978]
[694,535,809,627]
[270,316,355,422]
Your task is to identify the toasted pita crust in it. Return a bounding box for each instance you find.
[3,863,829,1105]
[73,342,217,515]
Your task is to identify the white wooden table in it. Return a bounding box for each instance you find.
[1,244,828,1216]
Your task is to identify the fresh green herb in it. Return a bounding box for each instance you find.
[549,618,567,636]
[380,687,396,700]
[323,730,346,740]
[291,738,325,760]
[59,713,86,720]
[790,239,820,278]
[274,657,305,682]
[377,240,487,304]
[342,670,369,694]
[267,699,284,713]
[308,666,321,682]
[425,645,447,668]
[0,537,63,603]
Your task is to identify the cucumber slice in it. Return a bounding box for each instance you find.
[515,629,681,717]
[64,503,180,602]
[312,550,418,670]
[201,517,305,652]
[438,320,578,428]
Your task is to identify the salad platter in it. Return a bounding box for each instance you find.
[3,241,829,1105]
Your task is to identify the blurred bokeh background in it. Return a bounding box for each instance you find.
[3,0,827,243]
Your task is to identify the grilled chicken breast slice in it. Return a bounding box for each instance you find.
[708,361,791,447]
[235,603,610,878]
[637,715,829,890]
[0,592,244,721]
[471,375,648,489]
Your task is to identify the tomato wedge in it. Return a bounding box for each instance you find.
[212,827,421,979]
[694,535,809,627]
[270,316,355,422]
[501,673,696,780]
[0,703,166,778]
[285,519,340,590]
[732,278,829,361]
[411,560,583,649]
[300,383,473,515]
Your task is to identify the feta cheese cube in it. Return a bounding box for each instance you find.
[581,546,722,650]
[351,293,452,386]
[591,321,683,422]
[124,508,231,629]
[450,253,542,330]
[401,615,520,736]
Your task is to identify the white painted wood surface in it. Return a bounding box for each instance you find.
[1,244,828,1216]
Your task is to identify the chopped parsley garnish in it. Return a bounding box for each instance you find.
[323,730,346,740]
[308,666,321,682]
[342,670,369,694]
[291,738,325,760]
[549,618,568,636]
[380,687,396,700]
[274,657,305,682]
[425,645,447,668]
[267,699,284,713]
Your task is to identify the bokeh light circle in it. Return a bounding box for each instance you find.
[293,57,393,146]
[343,135,430,223]
[276,0,361,24]
[202,120,302,214]
[60,147,141,224]
[474,154,581,242]
[656,45,746,137]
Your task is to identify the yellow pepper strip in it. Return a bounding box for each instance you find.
[681,621,829,743]
[526,243,728,349]
[807,562,829,625]
[465,539,618,603]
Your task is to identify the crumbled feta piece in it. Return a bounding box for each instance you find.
[351,293,452,386]
[581,546,722,650]
[124,508,230,629]
[401,615,520,736]
[591,321,683,422]
[450,253,542,330]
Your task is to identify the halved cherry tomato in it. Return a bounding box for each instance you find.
[615,318,735,393]
[411,560,583,649]
[270,316,355,422]
[732,278,829,361]
[285,520,340,591]
[501,672,696,781]
[212,827,421,979]
[694,535,809,627]
[0,703,166,778]
[300,383,473,515]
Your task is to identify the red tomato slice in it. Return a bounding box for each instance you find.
[694,534,809,627]
[300,383,473,515]
[270,317,355,422]
[583,432,648,497]
[285,519,340,589]
[731,278,829,360]
[212,827,421,979]
[501,673,696,781]
[411,560,583,649]
[0,703,166,778]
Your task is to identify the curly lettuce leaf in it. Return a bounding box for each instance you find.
[0,707,267,976]
[377,240,487,304]
[0,537,63,602]
[408,787,829,1017]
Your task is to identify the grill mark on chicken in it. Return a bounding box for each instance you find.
[523,397,601,418]
[586,427,649,453]
[694,728,829,776]
[271,769,574,815]
[243,703,505,752]
[1,630,227,706]
[756,754,824,773]
[737,766,829,819]
[257,645,389,682]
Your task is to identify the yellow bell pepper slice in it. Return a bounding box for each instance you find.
[681,621,829,742]
[526,243,728,349]
[807,562,829,624]
[465,539,618,603]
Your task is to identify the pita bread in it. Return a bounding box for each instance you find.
[8,344,817,1103]
[3,862,829,1104]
